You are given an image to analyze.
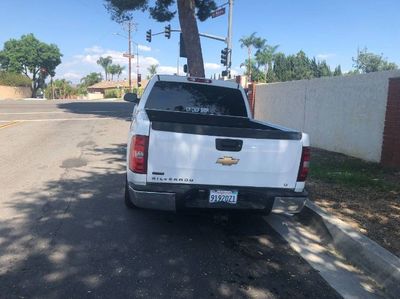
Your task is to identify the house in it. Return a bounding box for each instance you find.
[87,79,148,99]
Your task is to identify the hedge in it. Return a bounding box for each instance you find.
[104,88,123,98]
[0,71,31,87]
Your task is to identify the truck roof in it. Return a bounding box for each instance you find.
[156,74,241,89]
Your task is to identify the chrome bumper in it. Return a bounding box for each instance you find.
[129,187,176,211]
[129,186,306,214]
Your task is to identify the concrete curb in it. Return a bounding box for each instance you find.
[300,200,400,299]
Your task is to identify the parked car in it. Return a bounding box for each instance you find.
[35,90,44,99]
[125,75,310,214]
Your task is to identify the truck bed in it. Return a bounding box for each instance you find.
[146,109,302,140]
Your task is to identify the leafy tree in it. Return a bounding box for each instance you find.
[0,34,62,97]
[97,56,113,80]
[271,51,339,82]
[345,69,359,76]
[239,33,266,81]
[317,60,332,77]
[255,44,279,82]
[104,0,217,78]
[272,52,290,82]
[333,65,342,76]
[80,72,103,87]
[147,64,158,79]
[352,48,398,73]
[291,51,313,80]
[240,58,264,82]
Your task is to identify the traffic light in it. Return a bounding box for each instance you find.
[164,24,171,39]
[146,30,152,42]
[221,48,229,66]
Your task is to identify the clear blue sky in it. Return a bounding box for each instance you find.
[0,0,399,82]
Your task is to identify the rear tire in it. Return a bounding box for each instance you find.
[125,180,137,209]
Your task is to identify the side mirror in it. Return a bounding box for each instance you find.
[124,92,139,104]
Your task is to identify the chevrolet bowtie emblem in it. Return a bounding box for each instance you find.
[216,156,239,166]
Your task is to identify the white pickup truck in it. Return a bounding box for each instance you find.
[125,75,310,214]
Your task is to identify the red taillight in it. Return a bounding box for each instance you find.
[297,147,310,182]
[129,135,149,174]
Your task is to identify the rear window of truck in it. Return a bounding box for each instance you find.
[145,81,247,117]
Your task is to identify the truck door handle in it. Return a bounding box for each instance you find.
[215,138,243,152]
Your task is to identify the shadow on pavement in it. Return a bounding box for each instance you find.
[57,101,135,120]
[0,143,341,299]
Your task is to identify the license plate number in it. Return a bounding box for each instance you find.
[209,190,238,204]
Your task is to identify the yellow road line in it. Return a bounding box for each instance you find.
[0,121,19,130]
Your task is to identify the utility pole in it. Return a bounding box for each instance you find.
[227,0,233,78]
[136,44,139,89]
[115,23,137,90]
[128,21,132,91]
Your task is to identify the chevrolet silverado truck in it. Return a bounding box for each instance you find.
[125,75,310,214]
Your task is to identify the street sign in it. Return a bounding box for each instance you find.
[211,7,225,18]
[123,53,134,58]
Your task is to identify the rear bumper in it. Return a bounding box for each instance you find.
[128,183,307,214]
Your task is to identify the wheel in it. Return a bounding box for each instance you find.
[125,180,137,209]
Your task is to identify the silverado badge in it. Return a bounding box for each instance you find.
[216,156,239,166]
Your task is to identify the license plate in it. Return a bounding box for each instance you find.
[209,190,238,204]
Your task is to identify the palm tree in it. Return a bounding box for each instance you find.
[239,33,265,81]
[147,64,159,79]
[255,44,279,82]
[53,79,72,99]
[107,64,120,81]
[80,72,102,87]
[115,65,125,80]
[96,56,112,80]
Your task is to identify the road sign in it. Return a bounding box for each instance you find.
[123,53,134,58]
[211,7,225,18]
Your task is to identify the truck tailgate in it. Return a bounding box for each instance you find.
[147,127,303,189]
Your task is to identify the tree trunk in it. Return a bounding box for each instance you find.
[31,74,37,98]
[177,0,205,77]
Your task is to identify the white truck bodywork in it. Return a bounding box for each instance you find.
[126,75,309,213]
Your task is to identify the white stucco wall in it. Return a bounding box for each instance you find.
[254,70,400,162]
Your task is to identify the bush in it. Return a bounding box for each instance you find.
[0,71,31,87]
[131,87,144,97]
[104,88,122,98]
[44,86,52,99]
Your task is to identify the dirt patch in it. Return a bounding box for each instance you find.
[308,148,400,258]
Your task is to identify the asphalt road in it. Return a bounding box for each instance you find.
[0,99,341,299]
